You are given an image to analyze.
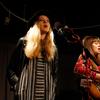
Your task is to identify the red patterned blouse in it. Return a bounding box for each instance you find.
[74,49,100,80]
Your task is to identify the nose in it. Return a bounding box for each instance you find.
[98,43,100,47]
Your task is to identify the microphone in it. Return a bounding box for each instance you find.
[58,25,69,34]
[58,28,63,34]
[64,25,69,29]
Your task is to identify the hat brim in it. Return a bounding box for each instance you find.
[28,9,52,27]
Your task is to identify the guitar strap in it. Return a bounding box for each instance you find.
[89,58,100,73]
[82,48,100,72]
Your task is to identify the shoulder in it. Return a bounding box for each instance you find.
[16,37,27,47]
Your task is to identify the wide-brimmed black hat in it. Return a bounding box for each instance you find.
[28,9,53,27]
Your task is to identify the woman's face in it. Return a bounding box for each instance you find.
[92,40,100,54]
[38,15,50,34]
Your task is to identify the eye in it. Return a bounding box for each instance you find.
[39,19,44,22]
[93,42,99,46]
[39,19,49,23]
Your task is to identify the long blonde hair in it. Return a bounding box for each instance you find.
[24,23,57,61]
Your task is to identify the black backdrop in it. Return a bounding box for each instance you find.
[0,43,15,100]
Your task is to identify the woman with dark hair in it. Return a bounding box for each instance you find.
[7,10,58,100]
[74,35,100,100]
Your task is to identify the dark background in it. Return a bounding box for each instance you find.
[0,0,100,100]
[0,0,100,43]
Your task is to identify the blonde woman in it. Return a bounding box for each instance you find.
[7,10,58,100]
